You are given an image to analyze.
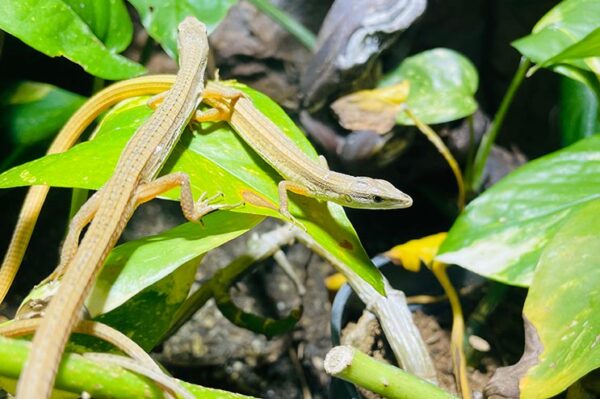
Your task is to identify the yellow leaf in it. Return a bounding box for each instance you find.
[330,81,410,134]
[385,232,448,272]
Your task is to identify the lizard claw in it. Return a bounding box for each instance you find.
[280,209,307,232]
[193,192,242,226]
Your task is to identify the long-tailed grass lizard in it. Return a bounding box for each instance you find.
[197,81,413,217]
[14,17,226,398]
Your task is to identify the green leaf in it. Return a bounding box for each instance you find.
[91,211,263,350]
[378,48,478,125]
[0,0,145,80]
[519,199,600,398]
[18,211,262,350]
[559,76,600,146]
[553,64,600,99]
[90,212,262,346]
[62,0,134,53]
[128,0,237,59]
[0,81,86,146]
[437,135,600,286]
[0,82,385,295]
[512,0,600,76]
[540,27,600,70]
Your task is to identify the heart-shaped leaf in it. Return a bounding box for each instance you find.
[437,135,600,286]
[0,81,86,147]
[0,0,144,79]
[128,0,237,59]
[378,48,478,125]
[518,199,600,398]
[512,0,600,79]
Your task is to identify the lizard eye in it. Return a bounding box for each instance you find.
[373,195,384,203]
[342,194,353,203]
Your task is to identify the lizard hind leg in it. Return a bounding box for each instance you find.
[49,190,103,281]
[194,86,245,123]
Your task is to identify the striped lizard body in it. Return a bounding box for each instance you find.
[16,17,210,398]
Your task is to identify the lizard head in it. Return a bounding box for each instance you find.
[341,177,413,209]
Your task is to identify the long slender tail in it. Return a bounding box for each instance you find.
[15,253,100,397]
[0,77,173,304]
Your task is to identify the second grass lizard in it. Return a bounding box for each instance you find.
[15,17,220,398]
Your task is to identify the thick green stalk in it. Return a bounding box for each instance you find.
[246,0,316,50]
[324,346,457,399]
[467,57,530,193]
[0,336,255,399]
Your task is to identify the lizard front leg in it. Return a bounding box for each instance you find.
[278,180,313,228]
[135,172,237,223]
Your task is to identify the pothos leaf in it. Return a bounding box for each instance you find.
[128,0,237,59]
[438,135,600,286]
[378,48,478,125]
[0,0,144,79]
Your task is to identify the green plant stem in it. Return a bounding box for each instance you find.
[246,0,316,50]
[324,346,457,399]
[405,108,465,209]
[468,57,531,193]
[0,336,254,399]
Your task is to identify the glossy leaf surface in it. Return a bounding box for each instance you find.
[378,48,478,125]
[128,0,237,59]
[437,135,600,286]
[520,199,600,398]
[0,0,144,79]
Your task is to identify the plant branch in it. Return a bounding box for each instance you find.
[0,336,255,399]
[467,57,531,193]
[431,262,471,399]
[405,109,465,210]
[324,346,457,399]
